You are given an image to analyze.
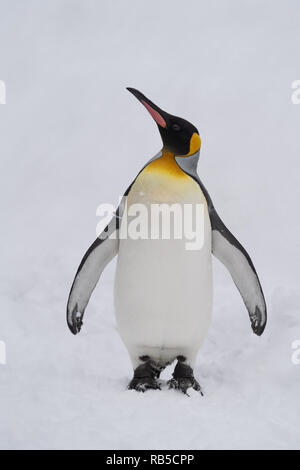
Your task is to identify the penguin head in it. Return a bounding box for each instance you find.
[127,88,201,157]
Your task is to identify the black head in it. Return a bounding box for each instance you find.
[127,88,201,156]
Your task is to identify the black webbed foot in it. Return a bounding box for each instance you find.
[168,376,203,396]
[128,376,161,392]
[128,359,162,393]
[168,357,203,397]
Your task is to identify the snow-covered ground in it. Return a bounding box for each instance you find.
[0,0,299,450]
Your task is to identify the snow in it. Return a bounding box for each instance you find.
[0,0,300,450]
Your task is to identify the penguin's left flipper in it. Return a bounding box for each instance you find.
[210,208,267,336]
[66,217,119,335]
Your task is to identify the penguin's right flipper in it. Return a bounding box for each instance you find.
[66,217,119,335]
[65,168,152,335]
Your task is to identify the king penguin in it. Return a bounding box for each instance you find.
[66,88,267,394]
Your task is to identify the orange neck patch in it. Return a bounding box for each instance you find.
[186,133,201,156]
[144,150,186,178]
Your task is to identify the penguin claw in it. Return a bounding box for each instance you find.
[168,377,203,396]
[128,377,161,392]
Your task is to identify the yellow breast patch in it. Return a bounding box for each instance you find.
[143,151,189,179]
[129,150,206,205]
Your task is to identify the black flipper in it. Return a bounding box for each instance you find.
[66,217,119,334]
[210,206,267,335]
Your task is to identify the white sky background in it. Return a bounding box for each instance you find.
[0,0,299,450]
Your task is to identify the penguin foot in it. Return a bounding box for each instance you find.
[128,377,161,392]
[128,360,162,392]
[168,358,203,396]
[168,377,203,396]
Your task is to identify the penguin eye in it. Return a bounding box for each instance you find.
[172,124,181,131]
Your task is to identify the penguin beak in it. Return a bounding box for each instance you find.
[127,87,167,128]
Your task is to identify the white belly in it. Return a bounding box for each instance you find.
[114,167,213,366]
